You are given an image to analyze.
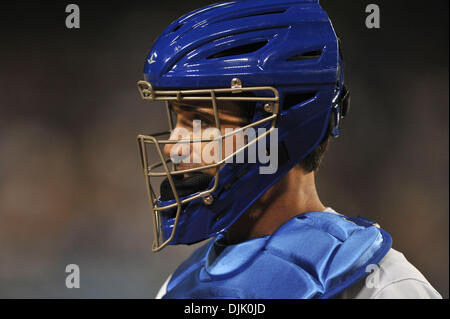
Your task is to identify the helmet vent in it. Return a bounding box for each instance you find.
[283,92,318,111]
[224,9,288,21]
[206,41,269,60]
[170,23,186,33]
[286,49,323,61]
[210,8,288,25]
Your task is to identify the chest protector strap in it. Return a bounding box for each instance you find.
[163,212,392,299]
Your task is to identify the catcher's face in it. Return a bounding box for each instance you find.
[163,100,250,176]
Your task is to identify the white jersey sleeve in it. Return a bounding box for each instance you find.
[322,207,442,299]
[339,248,442,299]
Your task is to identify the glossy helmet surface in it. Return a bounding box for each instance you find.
[137,0,350,251]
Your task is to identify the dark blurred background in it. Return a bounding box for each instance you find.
[0,0,448,298]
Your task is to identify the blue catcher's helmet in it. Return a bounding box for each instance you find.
[137,0,350,251]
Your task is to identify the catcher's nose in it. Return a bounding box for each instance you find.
[163,128,189,161]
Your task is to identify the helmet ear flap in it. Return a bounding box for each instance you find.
[336,35,350,118]
[328,85,351,138]
[328,34,350,138]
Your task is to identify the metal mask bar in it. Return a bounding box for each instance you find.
[137,79,280,252]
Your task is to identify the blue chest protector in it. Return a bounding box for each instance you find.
[163,212,392,299]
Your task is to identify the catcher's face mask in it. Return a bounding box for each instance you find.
[136,79,279,251]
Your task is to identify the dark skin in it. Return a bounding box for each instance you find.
[164,101,326,245]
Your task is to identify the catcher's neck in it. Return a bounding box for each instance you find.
[224,165,326,245]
